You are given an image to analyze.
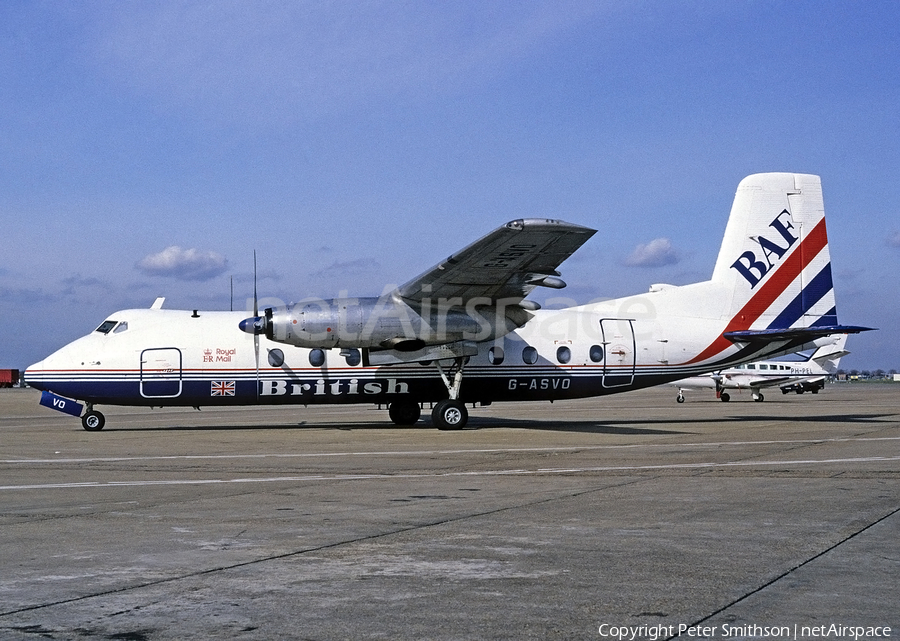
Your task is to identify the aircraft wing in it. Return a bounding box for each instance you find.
[779,375,826,388]
[396,218,596,306]
[744,374,830,391]
[746,376,800,390]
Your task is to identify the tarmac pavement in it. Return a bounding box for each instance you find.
[0,384,897,640]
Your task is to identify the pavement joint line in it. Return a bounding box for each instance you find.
[662,504,900,640]
[4,435,900,465]
[1,455,898,492]
[0,477,646,619]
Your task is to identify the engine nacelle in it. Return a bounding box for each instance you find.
[241,296,531,350]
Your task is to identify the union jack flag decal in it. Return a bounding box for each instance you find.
[210,381,235,396]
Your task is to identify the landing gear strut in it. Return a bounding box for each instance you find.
[432,357,469,430]
[81,405,105,431]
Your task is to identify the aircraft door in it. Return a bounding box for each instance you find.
[140,347,183,398]
[600,319,635,388]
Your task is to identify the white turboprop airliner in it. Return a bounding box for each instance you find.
[669,334,848,402]
[26,173,872,430]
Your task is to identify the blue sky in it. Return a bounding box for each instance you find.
[2,1,898,372]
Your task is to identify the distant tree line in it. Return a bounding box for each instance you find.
[836,369,898,380]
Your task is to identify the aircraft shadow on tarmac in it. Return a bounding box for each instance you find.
[101,411,894,435]
[104,418,685,435]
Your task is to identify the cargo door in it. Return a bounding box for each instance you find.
[140,347,183,398]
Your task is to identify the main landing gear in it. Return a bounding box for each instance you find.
[431,399,468,430]
[388,400,421,426]
[431,357,469,430]
[81,405,106,431]
[387,357,471,430]
[387,398,469,430]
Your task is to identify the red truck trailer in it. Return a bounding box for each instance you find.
[0,369,20,388]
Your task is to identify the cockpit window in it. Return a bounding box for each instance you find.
[95,320,118,334]
[113,321,128,333]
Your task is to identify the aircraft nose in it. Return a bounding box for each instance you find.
[24,360,46,390]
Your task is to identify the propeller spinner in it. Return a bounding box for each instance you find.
[239,315,268,335]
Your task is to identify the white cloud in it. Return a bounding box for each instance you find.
[623,238,679,268]
[136,246,228,281]
[310,257,381,279]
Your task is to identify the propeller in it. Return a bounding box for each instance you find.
[237,251,263,399]
[253,251,259,392]
[238,251,268,335]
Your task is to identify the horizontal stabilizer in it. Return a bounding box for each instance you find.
[812,349,849,363]
[724,325,874,344]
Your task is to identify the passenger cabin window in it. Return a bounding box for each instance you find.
[759,364,769,370]
[747,364,756,369]
[488,346,504,365]
[522,346,538,365]
[589,345,604,363]
[268,348,285,367]
[95,320,118,334]
[556,346,571,364]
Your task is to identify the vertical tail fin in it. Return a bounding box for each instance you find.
[809,334,849,374]
[687,173,853,366]
[711,173,837,330]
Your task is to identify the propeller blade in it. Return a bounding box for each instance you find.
[253,251,259,399]
[254,333,260,395]
[253,250,258,317]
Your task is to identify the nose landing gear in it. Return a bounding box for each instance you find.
[81,405,106,431]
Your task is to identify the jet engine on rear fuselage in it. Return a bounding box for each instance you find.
[239,295,534,351]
